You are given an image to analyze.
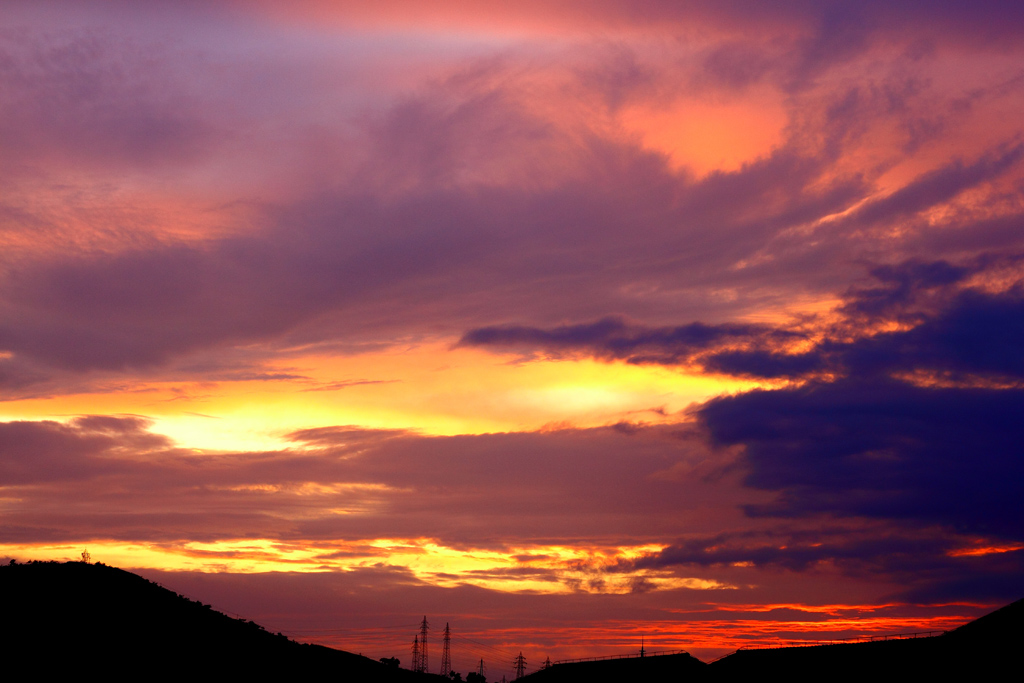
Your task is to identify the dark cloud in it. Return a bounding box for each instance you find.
[706,259,1024,381]
[464,256,1024,604]
[898,551,1024,604]
[840,259,972,318]
[625,527,1024,605]
[465,256,1024,383]
[703,290,1024,382]
[701,349,825,379]
[699,378,1024,539]
[459,317,801,366]
[697,267,1024,547]
[839,288,1024,379]
[631,528,953,573]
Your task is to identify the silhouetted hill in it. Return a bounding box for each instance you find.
[707,597,1024,682]
[945,595,1024,646]
[7,560,1019,681]
[2,560,443,680]
[513,597,1023,682]
[519,651,706,683]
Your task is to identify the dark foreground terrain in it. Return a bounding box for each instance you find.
[3,560,441,680]
[702,595,1023,682]
[522,651,707,682]
[4,560,1021,681]
[521,595,1023,682]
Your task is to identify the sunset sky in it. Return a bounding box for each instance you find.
[3,0,1024,675]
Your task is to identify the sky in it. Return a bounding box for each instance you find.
[2,0,1024,675]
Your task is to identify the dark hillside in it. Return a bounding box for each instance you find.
[2,560,439,680]
[707,637,947,682]
[519,651,706,683]
[944,595,1024,646]
[6,560,1019,681]
[707,597,1024,682]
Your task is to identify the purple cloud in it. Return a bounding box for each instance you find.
[0,416,735,547]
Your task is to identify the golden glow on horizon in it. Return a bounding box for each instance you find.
[0,341,762,451]
[310,612,981,665]
[0,539,731,595]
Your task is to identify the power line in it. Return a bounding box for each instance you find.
[451,633,519,659]
[284,623,420,634]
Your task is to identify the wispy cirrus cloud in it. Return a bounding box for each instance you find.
[5,1,1023,388]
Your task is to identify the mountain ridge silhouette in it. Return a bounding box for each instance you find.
[3,560,443,679]
[4,560,1020,681]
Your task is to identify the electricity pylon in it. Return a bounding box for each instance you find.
[441,623,452,676]
[412,635,420,673]
[513,652,527,680]
[419,616,430,673]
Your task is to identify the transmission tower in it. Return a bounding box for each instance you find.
[441,623,452,676]
[541,656,551,669]
[513,652,526,680]
[478,658,486,677]
[419,616,430,673]
[412,635,420,673]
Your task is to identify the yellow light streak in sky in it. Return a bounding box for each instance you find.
[0,341,761,452]
[0,539,730,594]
